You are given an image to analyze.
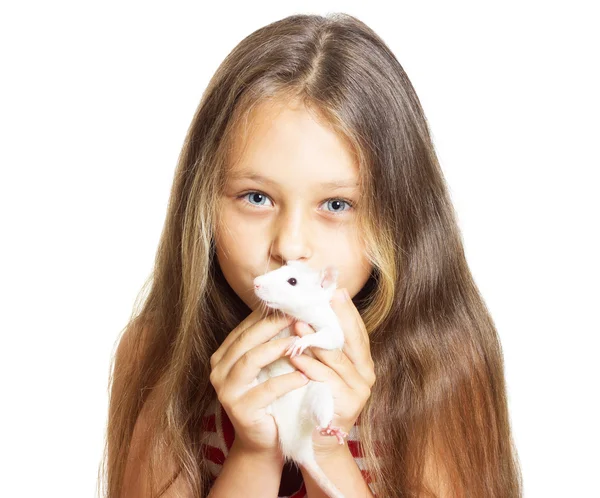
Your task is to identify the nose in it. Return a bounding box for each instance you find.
[270,208,312,263]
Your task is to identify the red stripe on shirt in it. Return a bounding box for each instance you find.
[201,413,216,433]
[348,439,364,458]
[202,444,226,465]
[220,404,235,450]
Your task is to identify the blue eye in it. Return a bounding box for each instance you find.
[242,192,273,207]
[237,191,353,215]
[324,199,351,214]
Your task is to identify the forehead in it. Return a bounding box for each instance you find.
[226,100,359,189]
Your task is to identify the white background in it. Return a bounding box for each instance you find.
[1,2,598,497]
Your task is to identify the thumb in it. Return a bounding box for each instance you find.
[330,287,349,308]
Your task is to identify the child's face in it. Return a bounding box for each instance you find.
[215,99,373,311]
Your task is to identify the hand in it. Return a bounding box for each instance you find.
[209,307,309,458]
[288,288,376,458]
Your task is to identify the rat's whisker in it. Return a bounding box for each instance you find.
[262,304,272,320]
[252,294,269,319]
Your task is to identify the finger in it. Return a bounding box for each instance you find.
[218,314,296,377]
[212,307,291,367]
[210,306,277,368]
[292,291,374,388]
[289,347,366,392]
[330,288,370,356]
[227,335,300,386]
[242,370,310,410]
[304,337,375,390]
[329,288,374,383]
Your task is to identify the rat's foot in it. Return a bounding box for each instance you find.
[316,422,348,445]
[285,336,311,358]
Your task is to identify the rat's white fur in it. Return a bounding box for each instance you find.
[252,260,346,498]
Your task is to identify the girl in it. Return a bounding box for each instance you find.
[99,12,523,498]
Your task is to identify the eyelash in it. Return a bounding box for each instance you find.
[236,190,354,216]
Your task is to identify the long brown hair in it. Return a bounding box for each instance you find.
[98,12,523,497]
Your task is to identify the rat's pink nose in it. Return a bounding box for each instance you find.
[254,283,260,289]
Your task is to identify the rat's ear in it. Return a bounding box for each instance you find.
[319,265,338,290]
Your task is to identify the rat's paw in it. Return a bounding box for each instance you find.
[316,422,349,445]
[285,336,311,358]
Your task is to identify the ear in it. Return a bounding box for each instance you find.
[319,265,338,290]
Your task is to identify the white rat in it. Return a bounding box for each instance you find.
[252,259,348,498]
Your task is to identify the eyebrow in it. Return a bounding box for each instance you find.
[228,172,359,189]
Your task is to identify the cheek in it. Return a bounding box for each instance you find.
[318,227,371,288]
[215,203,254,256]
[214,208,269,279]
[214,225,257,307]
[326,223,366,257]
[215,207,246,272]
[216,224,263,260]
[345,231,372,283]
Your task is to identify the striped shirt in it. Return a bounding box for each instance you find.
[200,397,375,497]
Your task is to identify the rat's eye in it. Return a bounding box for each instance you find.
[287,278,297,286]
